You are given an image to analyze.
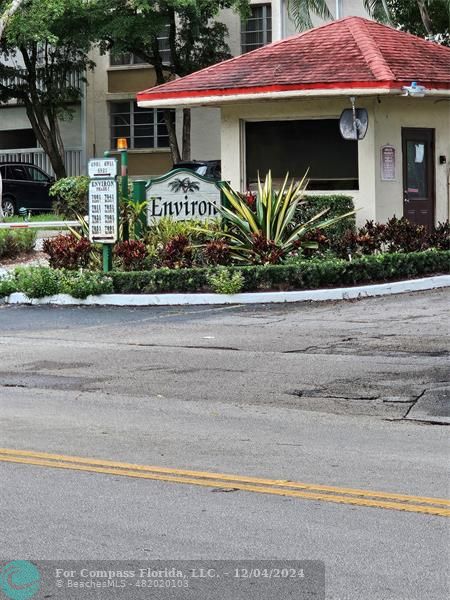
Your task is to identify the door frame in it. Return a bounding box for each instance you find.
[401,127,435,228]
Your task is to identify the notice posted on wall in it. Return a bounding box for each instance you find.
[88,178,118,243]
[380,145,396,181]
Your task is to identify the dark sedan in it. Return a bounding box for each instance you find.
[0,162,54,216]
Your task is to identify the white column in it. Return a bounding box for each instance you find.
[221,108,242,190]
[356,103,377,226]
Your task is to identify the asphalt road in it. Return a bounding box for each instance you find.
[0,289,449,600]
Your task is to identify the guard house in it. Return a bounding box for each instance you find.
[137,17,450,228]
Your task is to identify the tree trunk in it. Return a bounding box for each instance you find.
[21,45,67,178]
[164,109,181,164]
[0,0,24,38]
[181,108,191,161]
[416,0,434,36]
[25,103,67,178]
[151,38,181,165]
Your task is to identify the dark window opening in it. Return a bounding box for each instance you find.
[0,129,37,150]
[246,119,359,190]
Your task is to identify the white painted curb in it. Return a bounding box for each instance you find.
[2,275,450,306]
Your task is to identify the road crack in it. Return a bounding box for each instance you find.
[403,388,427,420]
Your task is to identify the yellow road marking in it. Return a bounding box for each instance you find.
[1,447,449,506]
[0,449,448,517]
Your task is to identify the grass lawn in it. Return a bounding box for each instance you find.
[3,213,63,223]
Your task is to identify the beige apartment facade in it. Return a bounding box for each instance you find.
[0,0,370,179]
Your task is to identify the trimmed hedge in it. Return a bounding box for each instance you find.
[111,250,450,294]
[0,267,113,299]
[295,195,356,245]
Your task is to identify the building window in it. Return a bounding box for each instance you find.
[0,128,36,150]
[157,24,171,65]
[246,119,359,191]
[110,102,171,149]
[241,4,272,54]
[110,53,147,67]
[110,26,171,66]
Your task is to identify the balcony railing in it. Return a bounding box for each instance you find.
[0,70,82,102]
[0,148,83,177]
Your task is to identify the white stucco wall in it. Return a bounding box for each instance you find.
[220,95,450,226]
[221,97,367,222]
[374,96,450,224]
[189,108,222,160]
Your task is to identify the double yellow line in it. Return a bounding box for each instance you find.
[0,448,449,517]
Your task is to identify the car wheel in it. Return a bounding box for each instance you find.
[1,198,15,217]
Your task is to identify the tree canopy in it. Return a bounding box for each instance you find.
[287,0,450,44]
[96,0,249,161]
[0,0,97,176]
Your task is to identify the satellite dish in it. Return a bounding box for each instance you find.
[339,108,369,140]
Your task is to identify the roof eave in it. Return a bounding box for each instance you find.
[138,85,450,109]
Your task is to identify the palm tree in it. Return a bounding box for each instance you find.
[364,0,449,36]
[287,0,449,37]
[287,0,333,31]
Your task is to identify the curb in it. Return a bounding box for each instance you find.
[2,275,450,306]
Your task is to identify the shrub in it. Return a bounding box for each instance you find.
[114,240,148,271]
[43,234,92,269]
[110,250,450,294]
[0,275,17,297]
[209,172,354,264]
[49,176,89,217]
[295,195,356,251]
[382,216,429,253]
[428,221,450,250]
[0,230,36,259]
[208,268,244,294]
[60,271,113,299]
[333,221,386,258]
[14,267,60,298]
[1,268,113,299]
[334,218,450,258]
[147,217,205,248]
[203,239,231,266]
[161,234,193,268]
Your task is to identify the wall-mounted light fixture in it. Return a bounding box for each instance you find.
[402,81,426,97]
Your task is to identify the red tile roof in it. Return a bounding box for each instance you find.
[137,17,450,106]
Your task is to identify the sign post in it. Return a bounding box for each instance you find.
[88,158,119,273]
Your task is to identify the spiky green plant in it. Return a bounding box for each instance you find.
[211,172,355,264]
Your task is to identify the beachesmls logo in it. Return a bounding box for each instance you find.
[0,561,40,600]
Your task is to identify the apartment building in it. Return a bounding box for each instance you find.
[0,0,369,179]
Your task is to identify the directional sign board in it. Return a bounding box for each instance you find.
[88,178,118,243]
[88,158,118,179]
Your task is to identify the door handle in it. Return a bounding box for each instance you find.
[403,191,409,203]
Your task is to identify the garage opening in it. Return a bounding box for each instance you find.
[245,119,358,190]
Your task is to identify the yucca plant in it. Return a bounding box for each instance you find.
[210,172,355,264]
